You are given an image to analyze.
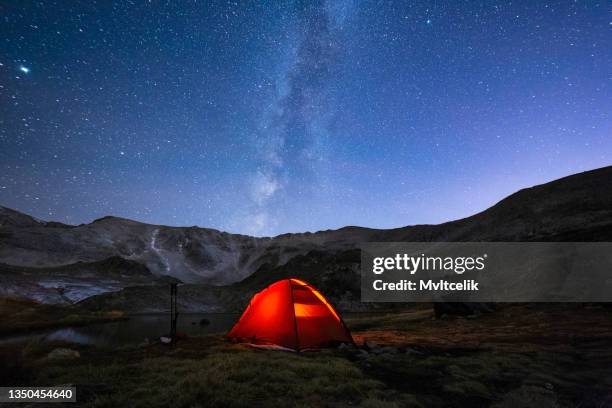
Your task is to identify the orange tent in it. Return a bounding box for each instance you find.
[227,278,354,351]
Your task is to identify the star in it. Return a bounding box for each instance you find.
[0,1,607,236]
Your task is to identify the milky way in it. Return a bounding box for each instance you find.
[248,1,349,234]
[0,1,610,236]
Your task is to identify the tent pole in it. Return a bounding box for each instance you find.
[288,279,300,352]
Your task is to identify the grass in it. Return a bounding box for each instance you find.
[21,338,418,408]
[344,308,433,332]
[0,297,126,336]
[7,334,611,407]
[1,304,612,407]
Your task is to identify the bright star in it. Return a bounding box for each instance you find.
[19,65,30,74]
[426,19,432,25]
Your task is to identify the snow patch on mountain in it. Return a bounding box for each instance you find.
[150,228,170,273]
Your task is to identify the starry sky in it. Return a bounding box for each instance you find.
[0,1,610,236]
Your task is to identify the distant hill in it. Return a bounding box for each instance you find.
[1,166,611,310]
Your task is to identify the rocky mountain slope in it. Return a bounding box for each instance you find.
[0,256,176,304]
[1,166,611,310]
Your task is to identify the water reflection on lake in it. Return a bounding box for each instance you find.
[3,313,239,348]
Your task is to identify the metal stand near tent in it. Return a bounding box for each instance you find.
[170,283,178,345]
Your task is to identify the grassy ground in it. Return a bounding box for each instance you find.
[0,298,125,336]
[1,304,612,407]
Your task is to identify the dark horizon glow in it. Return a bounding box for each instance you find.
[0,1,610,236]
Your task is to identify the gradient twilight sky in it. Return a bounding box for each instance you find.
[0,1,610,236]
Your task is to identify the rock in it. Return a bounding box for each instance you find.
[47,348,80,360]
[363,341,379,351]
[199,318,210,326]
[137,338,150,348]
[337,342,361,357]
[371,346,399,355]
[337,343,351,351]
[404,347,424,355]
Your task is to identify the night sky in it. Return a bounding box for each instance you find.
[1,1,610,236]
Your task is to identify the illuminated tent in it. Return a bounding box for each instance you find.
[227,278,354,351]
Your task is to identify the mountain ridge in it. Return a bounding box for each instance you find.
[1,165,611,309]
[5,165,610,236]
